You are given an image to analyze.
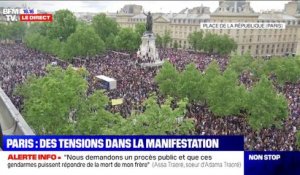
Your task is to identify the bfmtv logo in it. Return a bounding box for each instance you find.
[21,9,37,14]
[2,8,37,22]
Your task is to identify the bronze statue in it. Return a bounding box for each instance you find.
[143,11,153,33]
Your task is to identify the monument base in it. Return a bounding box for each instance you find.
[137,32,160,63]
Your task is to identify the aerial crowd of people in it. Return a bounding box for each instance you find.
[0,43,299,151]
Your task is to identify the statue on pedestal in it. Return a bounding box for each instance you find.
[143,11,153,33]
[136,11,163,67]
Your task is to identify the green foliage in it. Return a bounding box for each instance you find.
[16,66,124,134]
[179,63,206,103]
[92,13,119,42]
[114,95,195,135]
[10,22,27,40]
[156,34,163,48]
[202,32,218,53]
[25,23,47,36]
[47,9,77,41]
[173,40,178,50]
[246,75,288,130]
[76,90,123,134]
[249,57,267,78]
[24,33,63,56]
[264,58,300,84]
[25,20,105,60]
[188,31,203,51]
[16,66,88,134]
[215,34,237,55]
[65,25,105,59]
[135,23,146,37]
[202,32,237,55]
[203,60,221,86]
[115,28,140,52]
[105,33,117,50]
[207,69,246,116]
[0,22,27,40]
[0,23,9,40]
[155,31,172,48]
[228,52,254,74]
[17,65,195,135]
[155,54,299,130]
[162,30,172,48]
[155,61,180,97]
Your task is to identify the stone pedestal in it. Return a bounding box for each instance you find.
[137,32,160,63]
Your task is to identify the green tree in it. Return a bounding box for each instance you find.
[249,57,268,79]
[246,75,288,130]
[76,90,123,134]
[203,60,221,86]
[92,13,119,43]
[207,69,246,116]
[25,23,48,36]
[156,34,163,48]
[216,34,237,55]
[173,40,178,50]
[8,22,27,40]
[65,25,105,59]
[228,52,254,74]
[162,30,172,48]
[265,58,300,85]
[0,24,9,40]
[47,9,77,41]
[105,33,117,50]
[179,63,206,103]
[16,66,122,134]
[155,61,180,97]
[202,32,218,53]
[115,28,140,52]
[135,23,146,37]
[188,31,203,51]
[202,32,237,55]
[16,66,88,134]
[114,95,195,135]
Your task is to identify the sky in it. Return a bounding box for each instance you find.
[0,1,290,13]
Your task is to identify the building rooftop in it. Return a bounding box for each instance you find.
[258,13,297,20]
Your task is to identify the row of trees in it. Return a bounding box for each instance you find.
[156,31,172,48]
[155,55,300,130]
[228,53,300,85]
[21,9,237,60]
[24,10,147,60]
[0,22,27,41]
[16,66,194,134]
[188,31,237,55]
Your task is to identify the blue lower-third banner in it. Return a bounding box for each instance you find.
[2,135,244,151]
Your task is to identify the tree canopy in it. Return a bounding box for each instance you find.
[155,61,181,97]
[188,31,203,51]
[47,9,77,41]
[64,25,105,59]
[201,32,237,55]
[246,75,288,130]
[207,69,246,117]
[114,27,140,52]
[113,95,194,135]
[92,13,119,49]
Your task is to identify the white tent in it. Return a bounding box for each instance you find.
[95,75,117,90]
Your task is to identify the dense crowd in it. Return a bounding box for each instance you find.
[0,43,299,151]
